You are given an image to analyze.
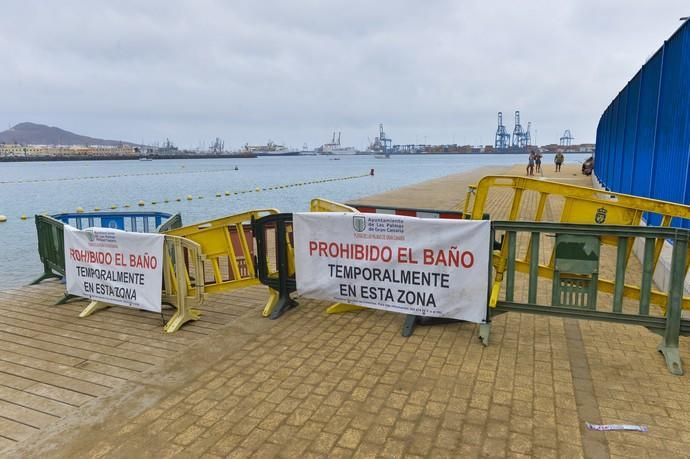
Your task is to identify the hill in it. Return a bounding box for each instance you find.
[0,122,136,146]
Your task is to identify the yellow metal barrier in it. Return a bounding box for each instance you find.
[161,236,207,333]
[309,198,359,213]
[463,175,690,309]
[79,235,207,333]
[165,209,279,296]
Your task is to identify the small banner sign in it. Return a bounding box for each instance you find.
[64,226,164,313]
[294,213,489,323]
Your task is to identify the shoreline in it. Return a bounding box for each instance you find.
[0,151,591,163]
[0,153,257,162]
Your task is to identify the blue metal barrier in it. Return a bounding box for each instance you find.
[32,211,182,288]
[595,19,690,228]
[52,211,176,232]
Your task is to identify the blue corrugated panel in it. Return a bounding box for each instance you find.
[595,20,690,228]
[614,87,630,192]
[679,25,690,228]
[620,72,641,195]
[631,49,662,200]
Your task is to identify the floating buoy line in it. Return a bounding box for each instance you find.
[0,172,371,223]
[0,167,247,185]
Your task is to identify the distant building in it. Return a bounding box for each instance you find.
[0,144,137,157]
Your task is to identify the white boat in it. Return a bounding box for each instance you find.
[139,157,152,161]
[317,132,359,155]
[242,141,300,157]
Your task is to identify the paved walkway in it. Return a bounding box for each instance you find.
[2,163,690,458]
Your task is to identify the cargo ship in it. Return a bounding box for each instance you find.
[317,132,359,155]
[241,141,300,157]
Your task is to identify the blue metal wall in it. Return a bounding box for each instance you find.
[595,19,690,227]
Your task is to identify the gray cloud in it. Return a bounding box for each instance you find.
[1,0,687,148]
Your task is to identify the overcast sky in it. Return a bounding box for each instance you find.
[1,1,687,149]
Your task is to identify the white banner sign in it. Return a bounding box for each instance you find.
[64,226,164,313]
[294,213,489,323]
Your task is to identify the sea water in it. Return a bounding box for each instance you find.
[0,153,589,289]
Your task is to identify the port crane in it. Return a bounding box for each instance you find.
[494,112,511,149]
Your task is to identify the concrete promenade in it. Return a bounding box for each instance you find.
[2,163,690,458]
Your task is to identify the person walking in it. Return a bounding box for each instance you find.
[527,151,535,176]
[554,152,564,172]
[535,151,543,174]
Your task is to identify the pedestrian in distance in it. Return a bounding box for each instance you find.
[554,152,564,172]
[535,151,543,174]
[527,150,535,176]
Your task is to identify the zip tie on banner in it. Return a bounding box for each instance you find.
[585,422,648,432]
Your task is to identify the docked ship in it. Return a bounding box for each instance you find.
[241,141,300,157]
[316,132,358,155]
[364,123,393,155]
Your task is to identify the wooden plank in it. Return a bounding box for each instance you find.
[23,384,93,407]
[0,325,168,367]
[74,361,142,381]
[0,385,75,418]
[0,436,16,451]
[115,341,179,359]
[0,361,110,397]
[0,399,58,428]
[0,352,125,389]
[0,330,155,372]
[0,338,85,367]
[0,372,34,390]
[0,315,124,347]
[0,372,92,407]
[0,416,39,441]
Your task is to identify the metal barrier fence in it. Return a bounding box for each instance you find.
[348,203,463,219]
[253,213,297,319]
[32,211,181,286]
[253,208,690,375]
[164,209,279,295]
[78,235,207,333]
[481,221,690,376]
[595,19,690,228]
[463,176,690,309]
[52,211,177,232]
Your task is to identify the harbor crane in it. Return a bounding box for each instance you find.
[560,129,574,147]
[512,111,526,147]
[524,122,532,146]
[378,123,392,153]
[494,112,511,149]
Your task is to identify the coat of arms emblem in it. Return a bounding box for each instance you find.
[353,215,366,232]
[595,207,607,224]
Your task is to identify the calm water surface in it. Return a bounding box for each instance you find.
[0,154,588,289]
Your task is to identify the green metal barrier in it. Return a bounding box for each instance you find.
[32,215,66,284]
[480,221,690,376]
[32,212,182,286]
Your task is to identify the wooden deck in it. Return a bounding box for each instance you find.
[0,280,268,450]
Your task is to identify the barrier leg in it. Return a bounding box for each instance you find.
[269,221,298,320]
[326,303,366,314]
[164,307,201,333]
[56,293,78,305]
[401,315,418,337]
[79,301,110,317]
[30,271,61,285]
[657,237,686,376]
[479,323,491,346]
[262,288,279,317]
[268,293,297,320]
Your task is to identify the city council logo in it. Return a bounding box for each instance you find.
[595,207,607,224]
[353,215,366,232]
[85,230,95,242]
